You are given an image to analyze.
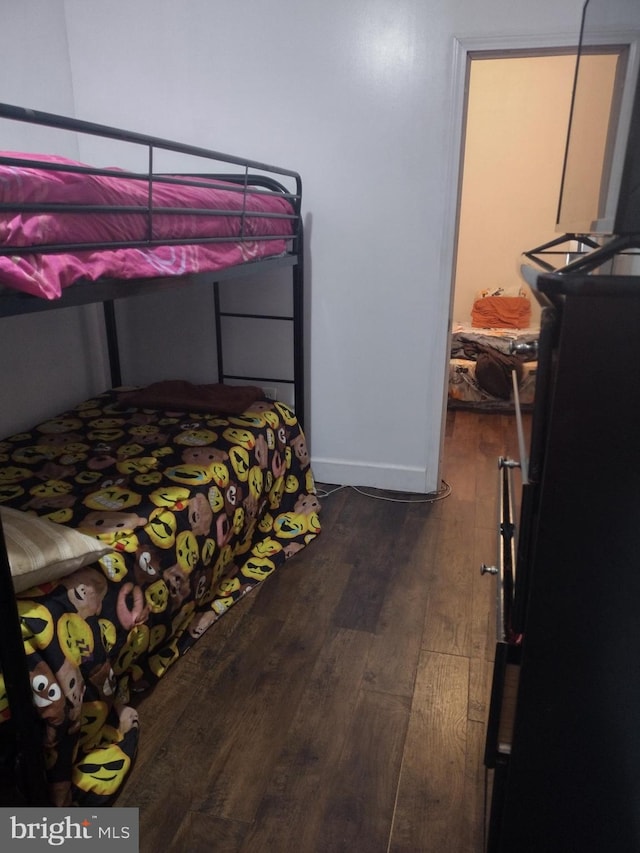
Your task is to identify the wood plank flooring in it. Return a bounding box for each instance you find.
[115,408,528,852]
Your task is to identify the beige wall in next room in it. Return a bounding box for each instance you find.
[453,53,578,328]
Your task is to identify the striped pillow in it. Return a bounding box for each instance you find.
[0,506,112,593]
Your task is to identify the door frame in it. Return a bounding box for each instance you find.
[434,28,633,480]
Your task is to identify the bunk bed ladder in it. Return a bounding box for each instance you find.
[213,247,305,428]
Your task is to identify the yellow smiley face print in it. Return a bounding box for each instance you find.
[145,508,177,549]
[284,474,300,493]
[18,601,55,654]
[240,556,276,581]
[207,485,224,513]
[57,612,95,666]
[78,700,109,749]
[229,446,250,482]
[98,618,117,652]
[149,485,191,509]
[175,530,199,574]
[164,464,214,486]
[29,479,73,499]
[145,580,169,614]
[84,484,142,511]
[116,457,158,476]
[99,551,129,582]
[0,466,34,484]
[174,428,218,447]
[37,417,83,434]
[72,743,131,797]
[0,484,25,503]
[274,403,297,426]
[200,537,216,567]
[148,640,180,679]
[222,427,255,450]
[272,511,307,538]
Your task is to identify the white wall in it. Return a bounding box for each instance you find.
[0,0,593,488]
[0,0,113,436]
[1,1,76,148]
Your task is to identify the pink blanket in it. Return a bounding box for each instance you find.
[0,153,296,299]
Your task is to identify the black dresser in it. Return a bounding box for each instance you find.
[485,271,640,853]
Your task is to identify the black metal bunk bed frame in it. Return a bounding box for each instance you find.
[0,101,305,806]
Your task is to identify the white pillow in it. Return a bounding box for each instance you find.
[0,506,113,593]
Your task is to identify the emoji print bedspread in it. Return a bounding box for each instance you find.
[0,388,320,805]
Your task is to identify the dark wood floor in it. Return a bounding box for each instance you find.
[116,408,528,852]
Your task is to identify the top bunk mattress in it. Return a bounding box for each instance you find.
[0,152,297,300]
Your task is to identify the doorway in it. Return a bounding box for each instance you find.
[452,50,579,331]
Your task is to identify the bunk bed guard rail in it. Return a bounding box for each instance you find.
[0,101,302,252]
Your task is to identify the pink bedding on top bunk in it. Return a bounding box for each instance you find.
[0,153,295,299]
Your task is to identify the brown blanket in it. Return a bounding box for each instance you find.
[118,380,266,414]
[471,296,531,329]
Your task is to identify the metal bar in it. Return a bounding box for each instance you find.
[0,255,299,319]
[0,203,294,217]
[147,146,154,242]
[557,233,639,274]
[0,233,295,258]
[240,167,249,240]
[0,156,300,201]
[497,458,518,643]
[484,641,521,852]
[0,101,302,180]
[218,312,293,321]
[0,519,49,805]
[484,641,510,769]
[522,232,601,273]
[213,281,224,384]
[160,173,298,198]
[292,226,305,428]
[221,373,294,384]
[495,465,508,643]
[512,371,529,484]
[213,222,304,424]
[103,301,122,387]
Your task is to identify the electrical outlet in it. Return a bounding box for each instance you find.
[263,386,278,400]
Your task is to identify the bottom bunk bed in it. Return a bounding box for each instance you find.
[0,381,320,807]
[448,287,539,412]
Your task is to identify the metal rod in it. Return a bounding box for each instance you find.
[213,281,224,384]
[0,101,301,180]
[103,301,122,387]
[218,312,294,321]
[497,459,517,643]
[147,146,154,242]
[0,156,299,200]
[293,221,305,428]
[0,519,49,804]
[512,371,529,484]
[0,232,295,258]
[221,374,294,384]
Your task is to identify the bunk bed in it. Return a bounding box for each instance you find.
[0,102,318,808]
[447,286,539,411]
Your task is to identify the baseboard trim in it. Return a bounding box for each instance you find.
[311,456,437,495]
